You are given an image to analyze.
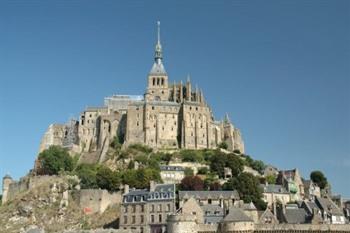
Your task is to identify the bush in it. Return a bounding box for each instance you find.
[184,167,194,176]
[265,175,277,184]
[180,176,204,191]
[179,150,204,163]
[96,166,121,192]
[121,168,161,189]
[197,167,209,175]
[128,144,153,154]
[218,141,228,150]
[151,152,172,164]
[75,164,98,189]
[37,146,74,175]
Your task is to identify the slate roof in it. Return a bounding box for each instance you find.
[179,190,240,200]
[201,205,224,216]
[223,207,253,222]
[283,208,307,224]
[260,184,290,194]
[150,62,167,75]
[123,184,175,203]
[315,196,343,215]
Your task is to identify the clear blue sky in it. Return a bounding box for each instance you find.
[0,1,349,197]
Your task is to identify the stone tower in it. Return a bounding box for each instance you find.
[2,174,13,204]
[145,21,169,102]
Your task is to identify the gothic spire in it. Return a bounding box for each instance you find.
[155,21,162,64]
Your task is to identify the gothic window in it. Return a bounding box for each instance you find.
[159,214,162,222]
[157,78,160,85]
[161,78,164,85]
[140,215,144,223]
[153,78,156,86]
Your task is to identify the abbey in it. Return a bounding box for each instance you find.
[39,22,244,159]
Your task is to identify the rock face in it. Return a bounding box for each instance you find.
[0,175,120,233]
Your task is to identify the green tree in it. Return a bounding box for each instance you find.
[310,170,328,189]
[75,163,98,189]
[223,172,265,210]
[197,167,209,175]
[180,176,204,191]
[218,141,228,150]
[37,146,74,175]
[209,152,227,178]
[184,167,194,176]
[96,166,121,191]
[265,175,277,184]
[225,153,244,176]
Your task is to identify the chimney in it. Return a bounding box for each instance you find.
[124,184,129,194]
[150,180,156,192]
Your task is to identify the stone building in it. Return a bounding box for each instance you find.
[276,169,305,201]
[38,22,245,162]
[159,166,185,184]
[120,182,176,233]
[260,184,291,210]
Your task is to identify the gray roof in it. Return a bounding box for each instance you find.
[283,208,307,224]
[160,165,185,171]
[223,207,253,222]
[150,62,166,75]
[179,190,240,200]
[260,184,290,194]
[201,205,224,216]
[123,184,175,203]
[315,196,343,215]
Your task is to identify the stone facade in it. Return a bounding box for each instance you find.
[38,23,245,161]
[120,182,176,233]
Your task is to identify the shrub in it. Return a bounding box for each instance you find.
[75,163,98,189]
[96,166,121,192]
[180,150,204,163]
[128,144,153,154]
[37,146,74,175]
[197,167,209,175]
[218,141,228,150]
[184,167,194,176]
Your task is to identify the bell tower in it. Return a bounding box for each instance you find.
[146,21,169,102]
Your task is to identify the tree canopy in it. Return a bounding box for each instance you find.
[310,170,328,189]
[223,172,266,210]
[37,146,74,175]
[180,176,204,191]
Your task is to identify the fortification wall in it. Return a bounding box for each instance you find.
[254,224,350,232]
[73,189,122,214]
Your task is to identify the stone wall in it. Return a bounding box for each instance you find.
[72,189,122,214]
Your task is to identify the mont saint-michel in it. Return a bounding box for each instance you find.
[1,10,349,233]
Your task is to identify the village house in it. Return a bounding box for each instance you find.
[120,182,176,233]
[159,165,185,184]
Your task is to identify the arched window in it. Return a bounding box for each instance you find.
[157,78,160,85]
[161,78,164,85]
[153,78,156,86]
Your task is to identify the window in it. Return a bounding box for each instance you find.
[140,227,144,233]
[208,199,212,204]
[123,206,127,213]
[161,78,164,85]
[159,214,162,222]
[141,205,144,212]
[153,78,156,86]
[132,205,136,213]
[132,216,136,224]
[137,121,139,126]
[158,204,162,212]
[151,205,155,212]
[152,106,155,110]
[124,216,127,224]
[151,215,155,223]
[167,204,171,212]
[157,78,160,85]
[140,215,144,223]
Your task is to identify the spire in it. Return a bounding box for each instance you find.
[155,21,162,64]
[224,113,231,124]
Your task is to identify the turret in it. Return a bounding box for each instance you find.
[2,174,13,204]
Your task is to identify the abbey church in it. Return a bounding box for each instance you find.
[39,22,244,161]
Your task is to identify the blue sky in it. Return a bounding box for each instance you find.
[0,1,349,197]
